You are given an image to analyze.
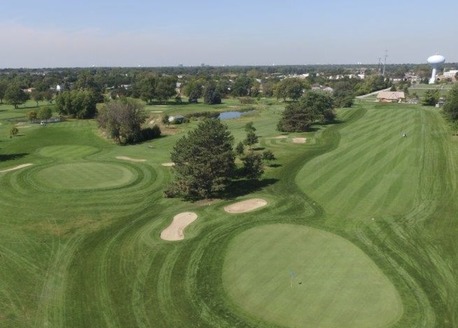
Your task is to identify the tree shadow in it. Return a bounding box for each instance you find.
[0,153,29,161]
[222,178,278,199]
[267,163,282,168]
[251,147,265,151]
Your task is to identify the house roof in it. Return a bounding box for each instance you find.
[377,91,405,100]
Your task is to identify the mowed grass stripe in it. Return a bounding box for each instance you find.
[298,105,422,218]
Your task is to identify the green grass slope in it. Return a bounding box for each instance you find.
[0,100,456,327]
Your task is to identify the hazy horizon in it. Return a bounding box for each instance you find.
[2,0,457,68]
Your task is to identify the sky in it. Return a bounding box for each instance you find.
[1,0,457,68]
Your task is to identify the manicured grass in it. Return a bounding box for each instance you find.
[32,162,137,190]
[223,224,402,328]
[0,98,457,327]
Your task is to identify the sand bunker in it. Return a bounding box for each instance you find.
[116,156,146,162]
[224,198,267,214]
[161,162,175,167]
[292,138,307,144]
[273,135,288,139]
[0,163,33,173]
[161,212,198,241]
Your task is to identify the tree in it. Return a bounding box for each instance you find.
[333,80,355,108]
[97,98,147,144]
[241,152,264,180]
[37,106,53,121]
[203,83,222,105]
[183,79,203,103]
[244,121,256,133]
[277,91,335,132]
[166,119,235,199]
[10,126,19,137]
[56,90,97,118]
[156,76,177,103]
[0,81,7,104]
[262,150,276,162]
[138,75,157,104]
[232,75,253,97]
[31,90,44,107]
[244,131,259,149]
[5,84,29,108]
[422,89,440,106]
[235,141,245,156]
[275,78,305,101]
[27,110,38,122]
[443,84,458,121]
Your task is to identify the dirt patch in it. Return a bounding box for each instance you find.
[161,212,198,241]
[224,198,267,214]
[116,156,147,162]
[162,162,175,167]
[0,163,33,173]
[292,138,307,144]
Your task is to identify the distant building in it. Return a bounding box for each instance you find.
[443,70,458,81]
[377,91,405,103]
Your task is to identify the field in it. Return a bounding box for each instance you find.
[0,99,457,327]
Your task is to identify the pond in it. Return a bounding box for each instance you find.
[218,111,253,120]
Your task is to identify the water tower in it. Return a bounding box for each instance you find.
[427,54,445,84]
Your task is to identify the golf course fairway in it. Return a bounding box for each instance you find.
[0,99,457,327]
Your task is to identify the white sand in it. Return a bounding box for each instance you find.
[224,198,268,213]
[273,135,288,139]
[161,162,175,167]
[116,156,147,162]
[160,212,198,241]
[0,163,33,173]
[292,138,307,144]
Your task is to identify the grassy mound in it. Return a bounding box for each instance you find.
[223,224,402,328]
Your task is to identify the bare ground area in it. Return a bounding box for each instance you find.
[161,212,198,241]
[116,156,147,162]
[161,162,175,167]
[0,163,33,173]
[292,137,307,144]
[224,198,267,213]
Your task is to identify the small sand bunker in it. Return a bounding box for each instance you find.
[162,162,175,167]
[0,163,33,173]
[224,198,267,214]
[161,212,198,241]
[116,156,146,162]
[273,135,288,139]
[292,137,307,144]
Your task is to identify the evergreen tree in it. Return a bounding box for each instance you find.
[166,119,235,199]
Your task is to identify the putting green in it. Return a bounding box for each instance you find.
[223,224,402,328]
[32,162,137,191]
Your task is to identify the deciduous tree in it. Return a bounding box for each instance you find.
[97,98,147,144]
[277,91,335,132]
[443,84,458,121]
[56,90,97,118]
[5,84,29,109]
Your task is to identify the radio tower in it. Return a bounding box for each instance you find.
[382,50,388,76]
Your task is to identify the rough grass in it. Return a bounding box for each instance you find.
[0,100,457,327]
